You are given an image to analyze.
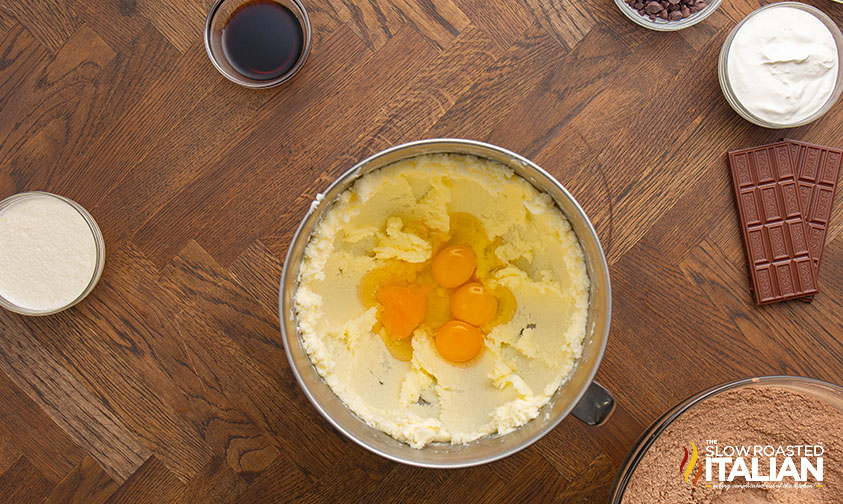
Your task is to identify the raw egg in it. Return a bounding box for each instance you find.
[376,284,430,340]
[432,245,475,288]
[451,282,497,327]
[436,320,483,362]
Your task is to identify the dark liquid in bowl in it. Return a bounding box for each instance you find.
[221,1,303,81]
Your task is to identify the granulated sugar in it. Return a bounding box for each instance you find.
[622,384,843,503]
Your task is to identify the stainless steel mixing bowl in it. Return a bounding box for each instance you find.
[279,139,613,468]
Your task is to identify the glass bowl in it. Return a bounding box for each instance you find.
[204,0,312,89]
[0,192,106,316]
[614,0,722,31]
[609,375,843,503]
[718,2,843,129]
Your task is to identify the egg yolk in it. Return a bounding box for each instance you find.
[432,245,475,288]
[376,284,430,340]
[451,282,497,327]
[436,320,483,362]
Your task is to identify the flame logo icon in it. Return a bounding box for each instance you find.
[679,442,704,486]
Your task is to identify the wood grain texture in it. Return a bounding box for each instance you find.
[43,456,118,504]
[0,310,151,483]
[0,371,85,483]
[4,0,79,51]
[0,456,54,504]
[0,0,842,501]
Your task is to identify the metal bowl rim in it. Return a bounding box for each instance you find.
[279,138,612,468]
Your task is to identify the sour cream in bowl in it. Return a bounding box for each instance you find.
[719,2,843,128]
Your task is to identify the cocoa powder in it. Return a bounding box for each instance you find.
[621,384,843,503]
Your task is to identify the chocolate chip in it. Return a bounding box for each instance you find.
[625,0,708,22]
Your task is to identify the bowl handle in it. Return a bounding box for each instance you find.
[571,381,615,426]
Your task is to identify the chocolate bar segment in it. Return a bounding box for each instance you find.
[728,142,819,304]
[785,139,842,278]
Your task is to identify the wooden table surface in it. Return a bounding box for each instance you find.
[1,0,843,502]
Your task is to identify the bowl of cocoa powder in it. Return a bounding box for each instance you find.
[611,376,843,504]
[614,0,721,31]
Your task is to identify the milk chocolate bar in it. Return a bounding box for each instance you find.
[728,142,818,304]
[785,139,842,280]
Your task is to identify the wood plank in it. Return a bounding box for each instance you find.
[681,239,843,383]
[534,29,722,264]
[53,24,181,174]
[484,454,567,504]
[228,452,316,503]
[604,240,756,424]
[165,242,348,480]
[165,241,282,377]
[583,0,652,49]
[533,416,615,481]
[0,7,17,35]
[48,40,212,211]
[349,23,498,150]
[197,23,492,265]
[135,0,205,53]
[0,26,115,189]
[679,8,730,51]
[43,456,118,504]
[4,0,79,52]
[294,0,342,46]
[55,243,279,481]
[0,311,150,483]
[0,23,50,119]
[331,0,405,50]
[75,0,151,50]
[12,289,217,483]
[0,432,20,476]
[426,24,563,141]
[484,25,630,159]
[0,371,85,483]
[294,461,382,504]
[228,240,284,317]
[133,26,435,266]
[0,456,54,504]
[167,456,248,504]
[91,24,367,252]
[102,457,184,504]
[9,26,179,201]
[453,0,531,51]
[520,0,596,50]
[73,244,285,484]
[390,0,470,50]
[553,453,616,502]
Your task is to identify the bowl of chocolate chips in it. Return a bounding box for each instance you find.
[615,0,720,30]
